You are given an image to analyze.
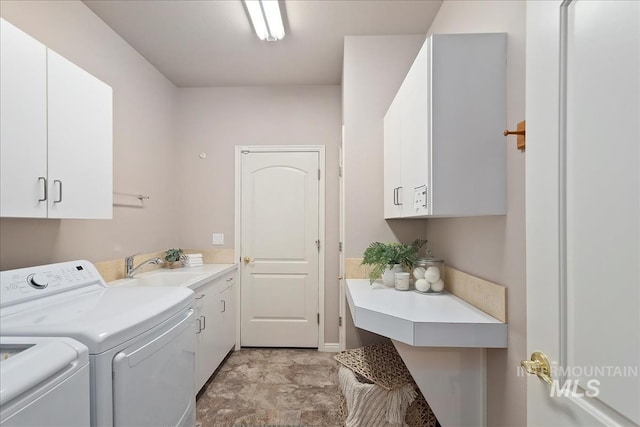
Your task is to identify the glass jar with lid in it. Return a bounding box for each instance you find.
[412,250,445,294]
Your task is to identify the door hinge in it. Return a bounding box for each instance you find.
[241,150,249,154]
[318,169,321,180]
[315,239,320,251]
[338,166,342,177]
[338,241,343,252]
[339,316,343,327]
[317,313,320,325]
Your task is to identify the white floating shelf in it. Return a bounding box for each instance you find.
[346,279,507,348]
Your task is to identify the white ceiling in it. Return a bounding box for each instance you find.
[83,0,443,87]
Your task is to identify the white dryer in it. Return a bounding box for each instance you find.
[0,260,196,427]
[0,336,90,427]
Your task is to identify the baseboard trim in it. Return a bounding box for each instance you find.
[322,343,341,352]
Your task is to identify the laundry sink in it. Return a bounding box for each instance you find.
[131,272,205,287]
[110,271,209,289]
[108,264,237,290]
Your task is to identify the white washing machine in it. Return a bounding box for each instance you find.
[0,260,196,427]
[0,336,90,427]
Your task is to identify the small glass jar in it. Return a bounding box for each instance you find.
[412,251,445,294]
[394,272,411,291]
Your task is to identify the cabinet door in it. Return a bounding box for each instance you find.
[219,275,235,353]
[0,19,47,218]
[400,40,430,217]
[383,90,404,219]
[47,49,112,219]
[195,281,216,391]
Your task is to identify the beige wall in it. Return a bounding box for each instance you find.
[424,2,527,426]
[342,35,428,259]
[0,1,180,269]
[175,86,342,343]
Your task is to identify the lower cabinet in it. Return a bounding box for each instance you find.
[194,272,236,392]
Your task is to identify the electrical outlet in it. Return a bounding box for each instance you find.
[212,233,224,245]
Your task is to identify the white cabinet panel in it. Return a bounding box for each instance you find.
[0,19,47,218]
[195,280,217,391]
[383,90,403,218]
[47,50,113,219]
[0,18,112,219]
[383,33,506,218]
[219,277,236,358]
[401,39,430,217]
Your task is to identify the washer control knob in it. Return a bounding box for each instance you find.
[27,273,48,289]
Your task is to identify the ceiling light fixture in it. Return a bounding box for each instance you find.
[244,0,285,41]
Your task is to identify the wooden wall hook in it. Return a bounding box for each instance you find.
[504,120,526,151]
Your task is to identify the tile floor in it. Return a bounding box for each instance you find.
[196,348,343,427]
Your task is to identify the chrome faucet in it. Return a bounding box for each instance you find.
[125,253,164,278]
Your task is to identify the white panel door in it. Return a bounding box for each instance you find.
[47,49,112,219]
[526,1,639,425]
[0,18,47,218]
[240,150,320,347]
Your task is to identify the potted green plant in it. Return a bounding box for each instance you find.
[361,239,427,285]
[164,248,184,269]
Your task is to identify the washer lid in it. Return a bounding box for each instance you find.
[0,287,194,354]
[0,337,89,406]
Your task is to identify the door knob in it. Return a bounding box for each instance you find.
[243,256,251,264]
[521,351,553,384]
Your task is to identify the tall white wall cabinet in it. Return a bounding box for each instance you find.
[0,18,113,219]
[384,33,506,218]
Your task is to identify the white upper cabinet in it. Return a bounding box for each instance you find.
[0,18,113,219]
[384,33,506,218]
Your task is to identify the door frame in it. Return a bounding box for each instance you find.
[234,145,326,350]
[338,126,346,351]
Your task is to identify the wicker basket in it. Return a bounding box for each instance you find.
[334,342,439,427]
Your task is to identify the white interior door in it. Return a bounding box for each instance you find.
[526,1,639,425]
[240,148,320,347]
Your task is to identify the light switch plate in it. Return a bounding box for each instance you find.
[212,233,224,245]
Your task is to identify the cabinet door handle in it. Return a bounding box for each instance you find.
[200,315,206,330]
[195,294,205,300]
[195,318,201,334]
[226,277,233,282]
[38,177,47,202]
[393,187,403,206]
[221,300,226,312]
[53,180,62,203]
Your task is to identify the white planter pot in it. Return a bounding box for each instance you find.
[382,264,403,287]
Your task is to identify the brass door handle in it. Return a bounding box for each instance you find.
[243,256,251,264]
[521,351,553,384]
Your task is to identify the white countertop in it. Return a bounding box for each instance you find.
[109,264,237,290]
[346,279,507,348]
